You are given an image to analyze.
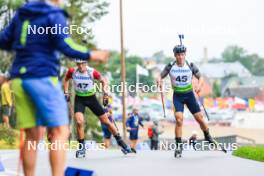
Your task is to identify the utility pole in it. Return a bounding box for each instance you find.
[119,0,127,140]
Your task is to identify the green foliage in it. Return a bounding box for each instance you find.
[64,0,109,47]
[233,146,264,162]
[152,51,173,64]
[0,124,17,145]
[212,81,221,97]
[0,0,25,72]
[222,46,246,63]
[222,45,264,76]
[107,51,154,96]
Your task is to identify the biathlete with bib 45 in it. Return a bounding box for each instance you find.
[64,59,132,158]
[157,35,226,158]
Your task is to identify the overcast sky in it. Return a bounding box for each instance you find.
[92,0,263,62]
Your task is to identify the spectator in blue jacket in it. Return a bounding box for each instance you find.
[0,0,108,175]
[126,108,144,153]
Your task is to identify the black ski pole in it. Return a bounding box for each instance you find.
[198,94,210,121]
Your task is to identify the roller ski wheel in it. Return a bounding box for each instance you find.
[121,147,133,155]
[174,149,182,158]
[207,139,227,153]
[76,149,86,158]
[131,148,137,154]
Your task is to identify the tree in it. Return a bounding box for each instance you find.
[221,45,264,76]
[222,45,246,63]
[107,51,154,96]
[0,0,25,73]
[212,81,221,97]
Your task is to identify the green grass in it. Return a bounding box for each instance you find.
[0,140,19,149]
[233,146,264,162]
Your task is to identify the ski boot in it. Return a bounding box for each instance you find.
[76,139,86,158]
[114,134,133,154]
[174,147,182,158]
[204,130,227,153]
[174,138,183,158]
[76,148,86,158]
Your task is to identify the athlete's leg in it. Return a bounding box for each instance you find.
[11,79,41,176]
[186,92,214,142]
[173,93,184,151]
[175,112,184,138]
[23,127,43,176]
[100,114,130,151]
[153,141,158,150]
[102,127,112,148]
[129,130,139,152]
[2,115,10,127]
[21,77,70,175]
[193,112,208,131]
[74,96,86,149]
[103,138,111,148]
[2,105,11,127]
[75,112,86,148]
[88,95,131,152]
[129,140,137,149]
[99,113,118,135]
[48,125,69,176]
[87,95,118,136]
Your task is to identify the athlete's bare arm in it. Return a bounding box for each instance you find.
[63,74,71,94]
[190,63,204,94]
[99,77,108,95]
[157,62,175,86]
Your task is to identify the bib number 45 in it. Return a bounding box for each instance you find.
[176,76,187,82]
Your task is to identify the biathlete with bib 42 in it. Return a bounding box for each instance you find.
[157,35,226,158]
[63,59,133,158]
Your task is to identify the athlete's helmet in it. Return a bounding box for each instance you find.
[173,34,187,54]
[74,59,87,63]
[173,45,187,54]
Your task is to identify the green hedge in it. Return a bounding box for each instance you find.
[233,146,264,162]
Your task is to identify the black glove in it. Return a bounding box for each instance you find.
[103,93,109,106]
[64,93,70,102]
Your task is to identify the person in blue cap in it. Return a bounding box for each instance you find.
[0,0,109,175]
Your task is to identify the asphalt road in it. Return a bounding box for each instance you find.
[0,150,264,176]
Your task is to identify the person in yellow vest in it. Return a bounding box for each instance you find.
[1,79,12,127]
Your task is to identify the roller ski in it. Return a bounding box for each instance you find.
[76,149,86,158]
[114,134,133,155]
[204,130,227,153]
